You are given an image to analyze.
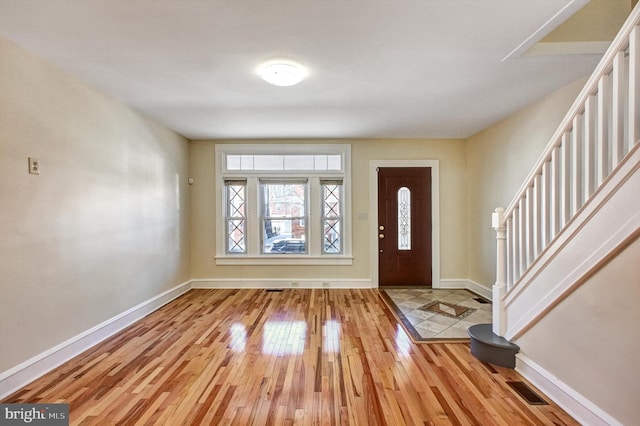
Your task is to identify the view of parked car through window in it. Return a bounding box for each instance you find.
[269,238,306,253]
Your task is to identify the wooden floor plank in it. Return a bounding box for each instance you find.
[2,289,578,425]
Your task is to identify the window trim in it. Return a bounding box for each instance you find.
[215,144,352,266]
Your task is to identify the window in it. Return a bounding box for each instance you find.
[225,180,246,254]
[226,154,342,171]
[261,181,307,254]
[322,180,343,254]
[216,144,352,265]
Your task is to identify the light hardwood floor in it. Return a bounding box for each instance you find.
[3,289,578,425]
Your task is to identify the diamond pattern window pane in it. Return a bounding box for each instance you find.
[322,182,342,254]
[323,184,341,217]
[227,219,246,253]
[323,219,341,253]
[226,182,246,254]
[398,187,411,250]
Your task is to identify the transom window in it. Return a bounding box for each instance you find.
[215,144,352,265]
[226,154,342,171]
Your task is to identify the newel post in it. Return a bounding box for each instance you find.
[492,207,507,337]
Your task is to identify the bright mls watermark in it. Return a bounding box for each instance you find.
[0,404,68,425]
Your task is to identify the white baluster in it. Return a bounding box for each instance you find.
[561,133,571,226]
[506,217,513,289]
[584,95,597,201]
[612,51,627,165]
[629,25,640,150]
[512,206,520,282]
[550,146,560,239]
[541,160,551,250]
[597,73,611,185]
[571,115,583,214]
[518,198,526,275]
[532,174,542,258]
[525,185,534,265]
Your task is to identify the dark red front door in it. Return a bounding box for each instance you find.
[378,167,432,287]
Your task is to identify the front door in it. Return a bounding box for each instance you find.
[377,167,432,287]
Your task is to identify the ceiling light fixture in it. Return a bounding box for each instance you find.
[258,60,307,87]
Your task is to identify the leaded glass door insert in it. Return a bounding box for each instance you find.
[398,187,411,250]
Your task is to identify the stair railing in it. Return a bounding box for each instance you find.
[492,4,640,337]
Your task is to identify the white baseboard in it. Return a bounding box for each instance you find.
[439,279,492,300]
[190,278,372,289]
[515,353,622,426]
[437,278,467,289]
[191,278,491,298]
[0,280,192,400]
[466,280,493,300]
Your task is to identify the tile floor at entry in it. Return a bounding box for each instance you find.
[382,288,493,340]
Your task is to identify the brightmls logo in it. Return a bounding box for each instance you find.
[0,404,68,425]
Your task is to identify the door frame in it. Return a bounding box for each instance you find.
[370,160,440,288]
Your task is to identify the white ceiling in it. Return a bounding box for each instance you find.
[0,0,603,140]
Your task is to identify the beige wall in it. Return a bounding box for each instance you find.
[542,0,633,43]
[465,78,587,287]
[190,138,468,282]
[516,236,640,425]
[0,38,191,372]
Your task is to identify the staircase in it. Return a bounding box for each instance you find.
[471,4,640,369]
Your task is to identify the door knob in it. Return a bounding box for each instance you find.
[379,225,384,231]
[379,234,385,239]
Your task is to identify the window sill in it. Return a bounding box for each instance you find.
[215,255,353,266]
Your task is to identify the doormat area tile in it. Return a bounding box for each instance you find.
[419,301,475,319]
[379,288,491,342]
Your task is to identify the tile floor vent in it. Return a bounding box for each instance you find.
[473,297,490,304]
[506,381,548,405]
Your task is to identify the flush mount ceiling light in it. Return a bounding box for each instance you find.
[258,60,307,87]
